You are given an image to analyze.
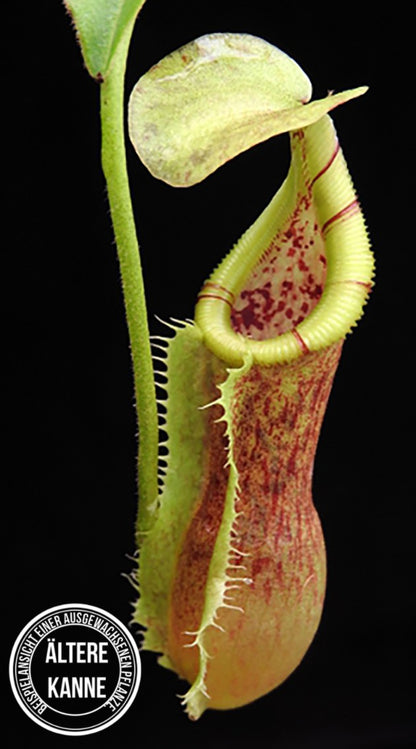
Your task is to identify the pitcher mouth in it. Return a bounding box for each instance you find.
[195,115,374,367]
[128,31,373,367]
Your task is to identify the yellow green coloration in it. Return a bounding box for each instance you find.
[130,34,374,720]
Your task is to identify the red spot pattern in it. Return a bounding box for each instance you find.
[166,342,343,701]
[231,151,328,339]
[231,343,342,598]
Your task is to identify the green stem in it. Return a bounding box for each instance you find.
[100,28,158,539]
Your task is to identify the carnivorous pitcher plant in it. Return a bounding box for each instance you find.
[65,0,374,720]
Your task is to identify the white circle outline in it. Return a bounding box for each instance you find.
[9,603,141,736]
[26,623,135,718]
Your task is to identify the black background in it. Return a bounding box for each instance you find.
[3,1,414,747]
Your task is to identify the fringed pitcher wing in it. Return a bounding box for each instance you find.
[130,34,374,719]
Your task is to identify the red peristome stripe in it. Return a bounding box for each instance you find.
[197,293,233,308]
[202,282,235,301]
[322,200,360,234]
[292,328,310,354]
[310,142,340,187]
[327,279,373,291]
[346,280,373,291]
